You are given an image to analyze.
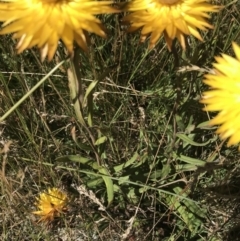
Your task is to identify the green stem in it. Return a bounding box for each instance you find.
[0,60,66,123]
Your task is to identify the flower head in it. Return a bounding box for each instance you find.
[32,187,68,223]
[0,0,117,61]
[122,0,219,50]
[201,42,240,148]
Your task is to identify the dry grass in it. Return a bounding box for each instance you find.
[1,1,240,240]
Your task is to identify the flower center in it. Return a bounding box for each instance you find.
[158,0,179,4]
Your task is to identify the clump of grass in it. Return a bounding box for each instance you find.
[0,1,240,240]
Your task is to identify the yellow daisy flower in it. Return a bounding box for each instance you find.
[201,42,240,148]
[122,0,219,50]
[0,0,118,61]
[32,187,68,223]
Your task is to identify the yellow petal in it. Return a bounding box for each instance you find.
[123,0,219,50]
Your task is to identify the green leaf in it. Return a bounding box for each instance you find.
[118,175,130,185]
[84,80,99,105]
[55,156,114,205]
[98,167,114,206]
[114,152,139,173]
[176,133,211,146]
[161,164,171,179]
[132,152,148,168]
[175,154,206,166]
[94,136,107,146]
[149,169,162,180]
[68,68,86,127]
[84,80,99,127]
[127,189,139,204]
[149,164,171,182]
[55,155,92,164]
[174,187,206,219]
[197,121,217,130]
[74,142,92,152]
[87,177,104,188]
[175,164,198,171]
[165,187,204,232]
[87,97,93,127]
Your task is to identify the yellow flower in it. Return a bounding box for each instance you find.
[32,188,68,223]
[122,0,219,50]
[201,42,240,148]
[0,0,117,61]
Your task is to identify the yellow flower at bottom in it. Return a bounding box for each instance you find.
[32,188,68,223]
[0,0,118,61]
[122,0,219,50]
[201,42,240,148]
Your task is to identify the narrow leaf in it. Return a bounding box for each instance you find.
[84,80,99,105]
[176,154,206,166]
[99,167,114,206]
[114,152,139,172]
[94,136,107,146]
[176,133,211,146]
[55,155,92,164]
